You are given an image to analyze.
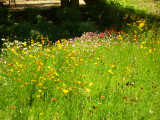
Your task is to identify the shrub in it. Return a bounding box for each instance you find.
[23,8,39,23]
[55,7,83,22]
[78,21,99,33]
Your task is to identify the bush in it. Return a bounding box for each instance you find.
[78,21,99,33]
[23,8,39,23]
[55,7,83,22]
[0,8,14,26]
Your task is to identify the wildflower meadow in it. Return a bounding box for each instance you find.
[0,0,160,120]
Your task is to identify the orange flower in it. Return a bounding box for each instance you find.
[101,96,105,99]
[52,98,56,101]
[11,106,15,109]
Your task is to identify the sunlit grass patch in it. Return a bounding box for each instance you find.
[108,0,160,15]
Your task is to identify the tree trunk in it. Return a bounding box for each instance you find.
[61,0,70,7]
[70,0,79,7]
[83,0,96,5]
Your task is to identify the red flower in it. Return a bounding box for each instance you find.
[133,37,138,41]
[99,33,104,38]
[120,30,123,33]
[105,29,109,33]
[52,98,56,101]
[112,28,114,33]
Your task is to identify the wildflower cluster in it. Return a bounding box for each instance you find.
[0,15,159,119]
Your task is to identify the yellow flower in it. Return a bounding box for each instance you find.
[82,75,87,77]
[29,55,33,58]
[57,87,59,89]
[141,45,144,48]
[38,83,43,86]
[110,64,114,68]
[108,70,113,74]
[127,23,130,26]
[69,88,72,91]
[77,81,81,84]
[79,59,83,62]
[40,113,43,115]
[55,72,59,76]
[118,35,123,40]
[83,81,87,84]
[63,89,69,94]
[89,82,94,86]
[38,90,42,93]
[7,47,11,50]
[94,63,98,65]
[139,23,144,28]
[51,55,54,58]
[142,41,146,44]
[123,14,128,19]
[24,43,27,46]
[36,95,40,98]
[11,49,16,54]
[70,70,74,72]
[31,80,36,82]
[85,88,90,92]
[149,49,153,53]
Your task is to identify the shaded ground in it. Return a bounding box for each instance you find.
[2,0,86,11]
[0,0,159,47]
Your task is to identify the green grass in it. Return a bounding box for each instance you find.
[0,13,160,119]
[109,0,160,15]
[0,0,160,119]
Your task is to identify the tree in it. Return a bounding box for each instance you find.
[84,0,106,6]
[61,0,69,7]
[83,0,96,5]
[61,0,79,7]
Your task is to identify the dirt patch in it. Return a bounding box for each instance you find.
[3,0,86,11]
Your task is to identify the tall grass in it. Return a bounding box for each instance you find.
[0,12,160,119]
